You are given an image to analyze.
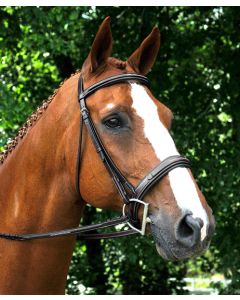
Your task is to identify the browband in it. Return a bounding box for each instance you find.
[79,73,149,101]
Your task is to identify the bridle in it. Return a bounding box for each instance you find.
[0,73,191,241]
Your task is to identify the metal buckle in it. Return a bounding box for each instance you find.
[80,107,90,121]
[122,199,151,235]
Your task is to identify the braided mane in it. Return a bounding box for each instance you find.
[0,70,81,165]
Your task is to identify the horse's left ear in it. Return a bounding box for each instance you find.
[127,27,160,75]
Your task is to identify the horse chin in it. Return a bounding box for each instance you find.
[155,243,178,261]
[154,241,208,261]
[150,222,178,261]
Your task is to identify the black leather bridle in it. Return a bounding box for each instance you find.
[0,73,191,241]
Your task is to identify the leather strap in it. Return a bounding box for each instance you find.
[79,73,149,101]
[75,113,84,198]
[135,155,191,199]
[0,216,131,241]
[77,229,137,240]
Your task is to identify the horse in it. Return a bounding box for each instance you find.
[0,17,215,294]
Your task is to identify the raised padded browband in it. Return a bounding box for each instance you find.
[79,73,149,101]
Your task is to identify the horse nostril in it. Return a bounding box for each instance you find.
[175,214,203,248]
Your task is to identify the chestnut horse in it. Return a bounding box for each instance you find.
[0,17,215,294]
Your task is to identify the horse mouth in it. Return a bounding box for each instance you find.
[150,223,179,261]
[155,239,178,261]
[150,221,211,261]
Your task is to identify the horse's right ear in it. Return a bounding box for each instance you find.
[82,16,112,75]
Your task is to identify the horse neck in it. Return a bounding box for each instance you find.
[0,73,84,294]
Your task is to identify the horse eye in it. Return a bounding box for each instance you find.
[104,117,122,129]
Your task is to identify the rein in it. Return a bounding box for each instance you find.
[0,73,191,241]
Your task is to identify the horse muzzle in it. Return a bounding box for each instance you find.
[150,212,215,261]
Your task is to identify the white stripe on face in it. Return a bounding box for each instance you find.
[130,83,208,241]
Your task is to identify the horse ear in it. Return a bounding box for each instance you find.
[83,16,112,74]
[127,27,160,75]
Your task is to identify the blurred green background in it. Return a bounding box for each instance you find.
[0,6,239,295]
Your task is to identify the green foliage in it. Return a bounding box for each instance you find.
[0,6,239,294]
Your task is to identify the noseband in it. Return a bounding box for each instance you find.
[0,73,190,241]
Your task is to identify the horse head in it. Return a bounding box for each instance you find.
[76,17,215,261]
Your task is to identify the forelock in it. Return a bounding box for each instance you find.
[108,57,126,70]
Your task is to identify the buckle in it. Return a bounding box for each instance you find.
[122,199,151,235]
[80,107,89,120]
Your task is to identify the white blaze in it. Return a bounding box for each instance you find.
[106,103,115,110]
[130,83,208,241]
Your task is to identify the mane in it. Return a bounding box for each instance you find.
[0,70,81,165]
